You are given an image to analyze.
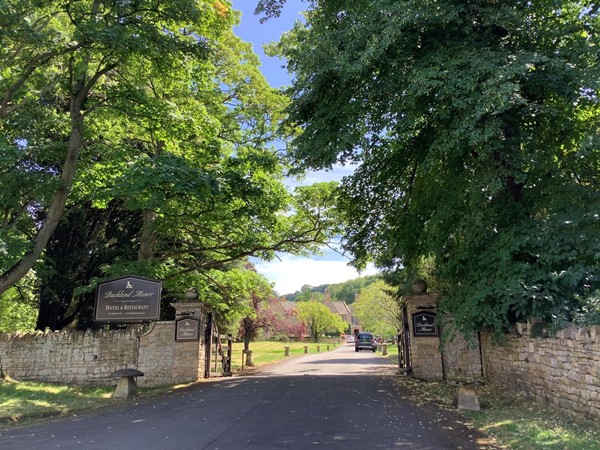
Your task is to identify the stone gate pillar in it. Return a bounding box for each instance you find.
[171,298,206,384]
[403,280,483,382]
[404,280,443,379]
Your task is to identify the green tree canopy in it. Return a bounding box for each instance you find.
[0,1,343,330]
[283,275,378,302]
[329,275,379,304]
[199,260,273,334]
[0,0,239,294]
[296,300,346,342]
[237,262,277,351]
[353,280,401,338]
[0,274,37,332]
[271,1,600,335]
[293,285,325,302]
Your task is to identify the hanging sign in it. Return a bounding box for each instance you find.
[412,312,438,337]
[175,318,200,341]
[94,276,161,322]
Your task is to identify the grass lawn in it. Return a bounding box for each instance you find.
[0,375,175,426]
[230,338,342,370]
[466,386,600,450]
[0,380,114,424]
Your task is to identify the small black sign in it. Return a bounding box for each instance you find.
[412,312,438,337]
[94,276,161,322]
[176,318,200,341]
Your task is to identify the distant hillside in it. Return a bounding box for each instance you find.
[282,274,379,304]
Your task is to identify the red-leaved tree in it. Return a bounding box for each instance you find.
[238,294,277,352]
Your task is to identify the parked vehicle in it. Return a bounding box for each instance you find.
[355,332,377,352]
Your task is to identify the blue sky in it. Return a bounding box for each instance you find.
[230,1,377,295]
[231,1,305,88]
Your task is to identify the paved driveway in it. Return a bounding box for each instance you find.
[0,344,497,449]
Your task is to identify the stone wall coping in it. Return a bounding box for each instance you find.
[510,324,600,343]
[0,324,178,341]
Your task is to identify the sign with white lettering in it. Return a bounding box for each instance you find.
[412,312,438,337]
[175,318,200,341]
[94,276,161,322]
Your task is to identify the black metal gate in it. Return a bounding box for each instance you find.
[398,306,412,373]
[204,312,233,378]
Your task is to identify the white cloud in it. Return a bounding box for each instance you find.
[254,254,378,296]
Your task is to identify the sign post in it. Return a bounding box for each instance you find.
[412,312,439,337]
[175,318,200,341]
[94,276,161,323]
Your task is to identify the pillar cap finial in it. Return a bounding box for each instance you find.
[184,287,199,302]
[411,279,427,293]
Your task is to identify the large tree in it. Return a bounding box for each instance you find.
[0,1,344,330]
[0,0,234,295]
[269,1,600,334]
[353,280,401,338]
[237,262,277,352]
[34,200,141,330]
[329,275,378,304]
[296,300,346,342]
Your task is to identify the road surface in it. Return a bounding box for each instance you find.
[0,343,496,449]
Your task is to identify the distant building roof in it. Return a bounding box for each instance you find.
[268,298,297,315]
[331,301,352,316]
[324,298,352,317]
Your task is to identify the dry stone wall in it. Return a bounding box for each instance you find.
[137,322,176,386]
[480,324,600,422]
[441,330,483,383]
[0,328,140,385]
[0,320,205,387]
[402,287,599,422]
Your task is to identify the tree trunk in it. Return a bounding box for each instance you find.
[35,297,61,331]
[138,140,163,262]
[0,0,106,297]
[243,331,251,352]
[0,102,85,296]
[138,209,157,261]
